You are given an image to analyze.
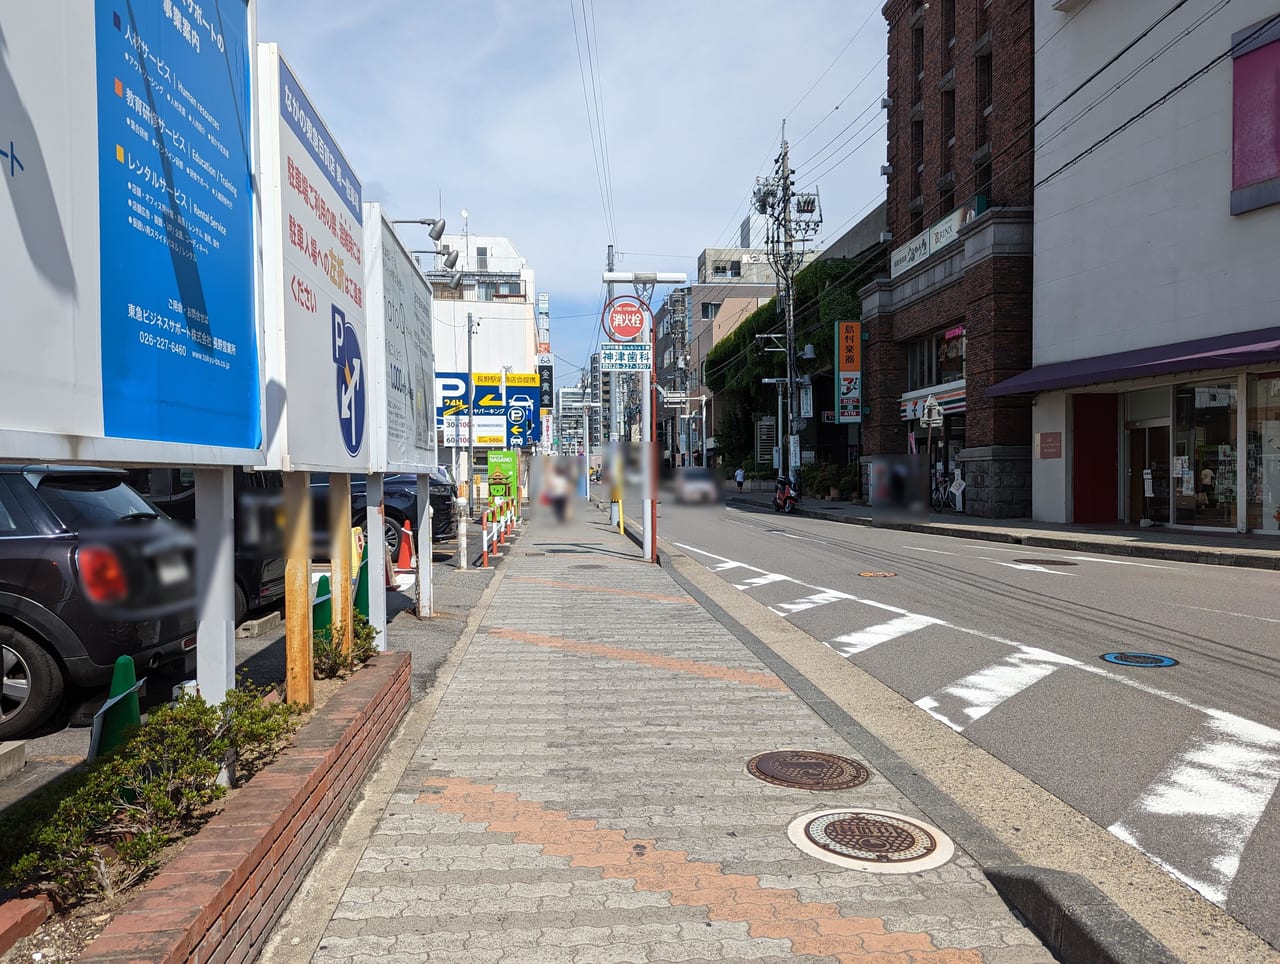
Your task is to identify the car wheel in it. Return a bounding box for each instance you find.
[0,626,64,740]
[383,515,403,559]
[234,583,248,626]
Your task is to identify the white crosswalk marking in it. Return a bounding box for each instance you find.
[733,572,792,590]
[1109,714,1280,905]
[827,614,941,657]
[770,589,855,616]
[915,647,1078,732]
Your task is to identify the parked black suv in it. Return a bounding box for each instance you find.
[126,468,287,625]
[0,465,197,740]
[311,470,457,560]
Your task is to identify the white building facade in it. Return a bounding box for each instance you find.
[991,1,1280,533]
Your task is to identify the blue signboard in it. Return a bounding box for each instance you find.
[95,0,259,449]
[435,372,541,446]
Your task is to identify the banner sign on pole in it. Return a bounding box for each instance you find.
[487,450,517,500]
[836,321,862,424]
[599,344,653,371]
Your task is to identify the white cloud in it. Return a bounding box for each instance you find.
[258,1,888,382]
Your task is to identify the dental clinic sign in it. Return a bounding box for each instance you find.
[259,44,370,471]
[889,201,981,278]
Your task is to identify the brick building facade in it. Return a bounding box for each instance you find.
[860,0,1035,516]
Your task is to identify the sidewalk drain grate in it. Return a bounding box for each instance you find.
[572,564,606,570]
[1101,652,1179,668]
[523,552,546,556]
[788,809,955,874]
[1014,558,1078,566]
[747,750,870,791]
[859,571,896,578]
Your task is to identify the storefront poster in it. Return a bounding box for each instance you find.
[836,321,862,424]
[96,0,260,448]
[487,450,517,501]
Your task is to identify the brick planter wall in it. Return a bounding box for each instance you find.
[77,651,411,964]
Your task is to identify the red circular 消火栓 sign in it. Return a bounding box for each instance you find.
[602,296,650,343]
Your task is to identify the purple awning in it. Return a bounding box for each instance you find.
[987,326,1280,396]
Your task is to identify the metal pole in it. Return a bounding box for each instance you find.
[781,130,797,489]
[607,245,619,526]
[194,467,235,704]
[466,312,475,521]
[644,308,657,563]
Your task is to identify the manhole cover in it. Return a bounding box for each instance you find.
[747,750,870,791]
[571,564,606,570]
[1101,652,1179,668]
[1013,559,1078,566]
[859,571,896,578]
[788,809,954,873]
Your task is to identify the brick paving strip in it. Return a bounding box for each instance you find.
[413,775,980,963]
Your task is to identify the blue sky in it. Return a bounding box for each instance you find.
[257,1,889,389]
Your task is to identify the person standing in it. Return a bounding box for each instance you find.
[734,466,745,493]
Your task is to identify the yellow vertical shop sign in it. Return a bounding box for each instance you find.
[836,321,862,424]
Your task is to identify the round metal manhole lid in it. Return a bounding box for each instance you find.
[859,571,897,578]
[1101,652,1179,668]
[788,809,955,873]
[1013,559,1078,566]
[747,750,870,791]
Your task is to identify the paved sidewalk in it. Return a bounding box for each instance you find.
[723,489,1280,570]
[266,504,1053,963]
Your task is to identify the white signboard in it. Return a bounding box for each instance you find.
[443,416,507,447]
[259,44,369,472]
[600,343,653,371]
[0,3,264,465]
[363,204,436,473]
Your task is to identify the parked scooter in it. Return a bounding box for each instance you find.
[771,475,799,513]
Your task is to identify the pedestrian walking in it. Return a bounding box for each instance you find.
[735,466,745,493]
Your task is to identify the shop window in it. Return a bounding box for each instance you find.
[1246,373,1280,531]
[1173,381,1238,528]
[937,326,965,383]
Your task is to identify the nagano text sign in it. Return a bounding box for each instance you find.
[0,1,262,464]
[435,372,541,447]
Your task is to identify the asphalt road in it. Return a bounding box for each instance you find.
[655,496,1280,951]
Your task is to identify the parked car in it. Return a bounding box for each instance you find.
[0,465,197,740]
[674,466,721,503]
[126,468,286,625]
[310,470,456,561]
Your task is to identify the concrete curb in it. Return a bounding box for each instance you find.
[725,497,1280,570]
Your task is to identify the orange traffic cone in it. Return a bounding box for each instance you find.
[397,519,414,571]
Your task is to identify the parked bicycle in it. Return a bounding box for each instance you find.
[930,471,960,512]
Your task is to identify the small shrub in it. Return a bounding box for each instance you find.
[1,686,301,907]
[313,612,381,679]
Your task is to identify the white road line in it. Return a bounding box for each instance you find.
[1109,714,1280,905]
[771,589,857,617]
[903,546,958,555]
[915,646,1078,731]
[827,614,942,656]
[1063,555,1178,570]
[988,560,1074,575]
[734,572,793,590]
[1170,604,1280,624]
[964,545,1027,553]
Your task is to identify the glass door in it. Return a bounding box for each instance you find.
[1126,423,1170,524]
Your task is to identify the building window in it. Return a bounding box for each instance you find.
[910,210,924,238]
[911,118,924,199]
[476,246,488,271]
[1231,18,1280,214]
[976,53,993,147]
[912,26,924,104]
[701,302,721,321]
[1174,382,1240,528]
[1247,373,1280,530]
[942,0,956,47]
[975,160,992,204]
[906,328,965,391]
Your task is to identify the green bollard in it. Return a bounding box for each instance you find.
[98,655,141,756]
[354,541,370,620]
[312,574,332,636]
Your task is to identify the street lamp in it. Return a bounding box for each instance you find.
[393,218,463,288]
[391,216,447,241]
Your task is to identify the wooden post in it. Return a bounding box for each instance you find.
[329,473,354,658]
[283,471,313,706]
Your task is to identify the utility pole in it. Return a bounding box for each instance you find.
[466,312,477,520]
[606,245,619,526]
[754,123,821,491]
